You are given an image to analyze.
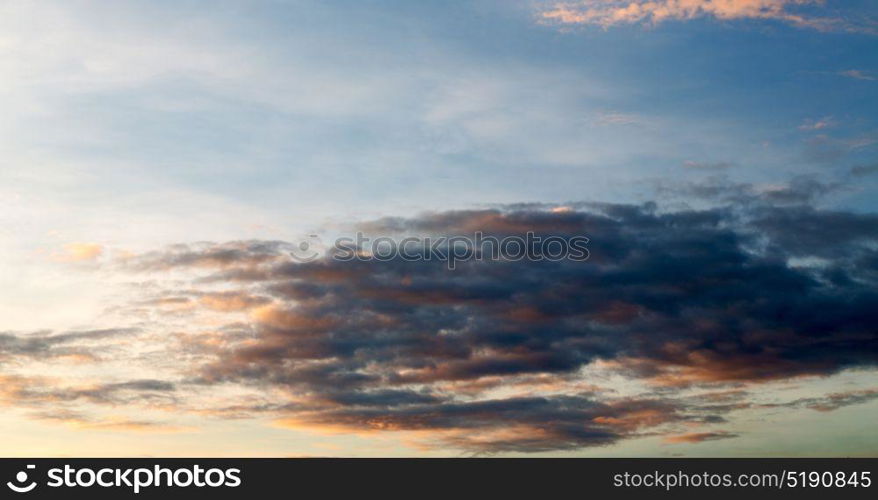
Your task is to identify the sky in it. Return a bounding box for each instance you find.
[0,0,877,456]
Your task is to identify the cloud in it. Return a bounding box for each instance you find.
[4,177,876,452]
[595,111,641,126]
[122,241,293,271]
[54,242,104,262]
[850,163,878,177]
[839,70,876,81]
[0,375,176,407]
[657,175,841,206]
[539,0,870,33]
[30,410,191,433]
[275,396,689,452]
[0,328,140,362]
[798,116,836,131]
[664,431,738,443]
[0,374,180,435]
[763,389,878,412]
[100,181,877,452]
[802,131,878,164]
[199,292,272,312]
[682,160,735,170]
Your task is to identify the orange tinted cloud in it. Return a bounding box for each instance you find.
[32,411,193,433]
[200,292,270,312]
[540,1,842,31]
[664,431,738,443]
[55,242,104,262]
[250,304,337,332]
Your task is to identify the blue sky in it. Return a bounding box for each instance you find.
[1,0,877,456]
[4,0,877,226]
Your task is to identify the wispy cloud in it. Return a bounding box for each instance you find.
[798,116,836,131]
[839,69,877,81]
[595,111,642,126]
[0,328,139,362]
[682,160,735,170]
[53,242,104,263]
[540,1,873,33]
[850,163,878,177]
[664,431,739,444]
[762,389,878,412]
[31,410,192,433]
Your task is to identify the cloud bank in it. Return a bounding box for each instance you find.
[90,178,877,452]
[2,178,876,453]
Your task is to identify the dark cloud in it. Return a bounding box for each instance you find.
[278,395,690,453]
[658,175,841,207]
[0,328,140,361]
[0,374,178,431]
[5,377,176,407]
[850,163,878,177]
[108,185,878,452]
[122,241,294,271]
[762,389,878,412]
[749,206,878,258]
